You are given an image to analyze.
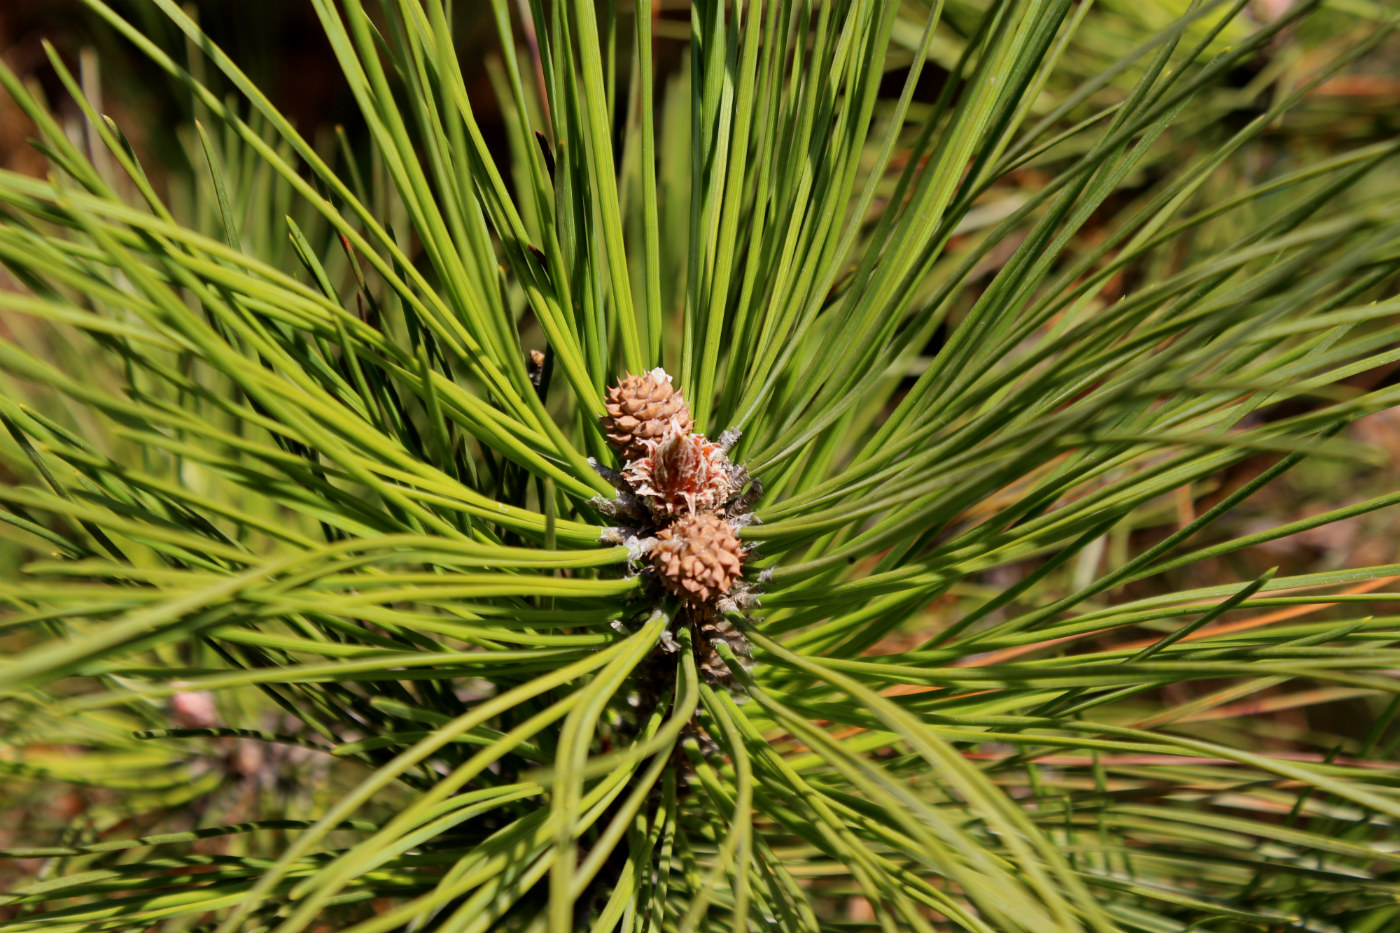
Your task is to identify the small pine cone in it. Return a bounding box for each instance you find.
[697,613,750,659]
[624,426,733,518]
[694,611,751,685]
[600,368,693,462]
[653,513,744,605]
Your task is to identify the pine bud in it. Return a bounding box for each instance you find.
[623,423,733,518]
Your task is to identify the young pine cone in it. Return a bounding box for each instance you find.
[623,425,733,518]
[695,611,751,685]
[653,513,744,605]
[600,369,693,463]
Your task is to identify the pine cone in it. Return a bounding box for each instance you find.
[600,369,692,463]
[694,610,751,685]
[623,427,733,518]
[652,513,744,605]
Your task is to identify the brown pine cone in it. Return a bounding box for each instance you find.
[600,369,692,463]
[694,610,751,684]
[652,513,744,605]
